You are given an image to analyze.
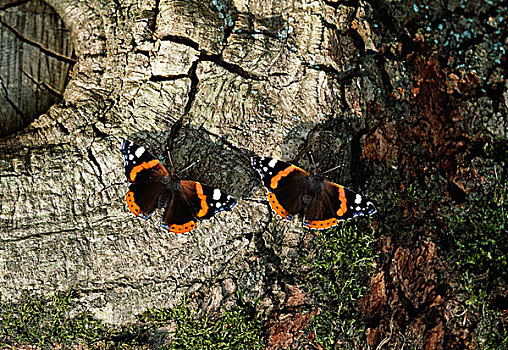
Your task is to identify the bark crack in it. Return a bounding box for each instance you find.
[0,18,76,64]
[21,69,63,98]
[86,147,105,188]
[0,73,24,122]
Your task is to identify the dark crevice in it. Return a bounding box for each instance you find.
[184,59,200,115]
[362,0,399,35]
[159,34,200,51]
[0,74,25,122]
[0,228,76,243]
[87,147,105,186]
[374,53,394,97]
[150,74,189,82]
[347,28,366,55]
[350,128,369,189]
[199,53,263,81]
[323,0,359,8]
[21,69,62,98]
[149,0,161,34]
[91,123,110,138]
[56,121,71,135]
[304,62,360,84]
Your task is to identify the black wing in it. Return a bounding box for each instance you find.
[161,180,236,234]
[121,140,169,183]
[303,180,377,230]
[252,156,310,220]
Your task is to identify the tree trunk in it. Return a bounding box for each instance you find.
[0,0,506,348]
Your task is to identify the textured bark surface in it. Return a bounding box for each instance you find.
[0,0,74,136]
[1,0,353,324]
[0,0,506,348]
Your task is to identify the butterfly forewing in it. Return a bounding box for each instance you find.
[121,140,169,183]
[198,183,237,220]
[252,156,310,219]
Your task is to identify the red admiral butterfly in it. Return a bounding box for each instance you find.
[121,140,237,234]
[252,156,376,230]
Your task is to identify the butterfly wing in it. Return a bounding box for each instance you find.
[126,182,166,219]
[303,180,377,230]
[161,180,236,234]
[252,156,310,220]
[121,140,169,183]
[122,140,170,219]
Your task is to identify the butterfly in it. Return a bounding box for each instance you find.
[121,140,236,233]
[251,156,376,230]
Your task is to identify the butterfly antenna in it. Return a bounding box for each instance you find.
[176,160,199,176]
[308,152,317,172]
[167,151,175,171]
[321,164,342,175]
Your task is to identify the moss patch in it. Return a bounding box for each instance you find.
[137,294,263,349]
[303,221,377,348]
[0,289,112,348]
[442,179,507,348]
[0,290,263,349]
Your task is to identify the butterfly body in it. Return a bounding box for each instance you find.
[121,140,236,234]
[252,156,376,230]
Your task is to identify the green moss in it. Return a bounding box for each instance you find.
[444,180,507,348]
[303,221,377,348]
[0,289,109,348]
[445,181,506,286]
[0,289,263,349]
[137,294,264,349]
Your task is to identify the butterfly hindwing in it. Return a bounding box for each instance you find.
[161,180,237,234]
[302,181,376,229]
[126,182,166,219]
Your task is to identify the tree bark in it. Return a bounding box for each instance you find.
[0,0,506,348]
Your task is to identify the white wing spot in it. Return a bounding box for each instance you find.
[135,146,145,158]
[215,202,222,208]
[355,194,362,204]
[268,159,278,168]
[213,188,221,200]
[129,154,134,160]
[356,206,362,211]
[263,166,268,172]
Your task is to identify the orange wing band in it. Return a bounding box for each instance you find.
[181,181,209,218]
[129,159,161,182]
[270,166,297,189]
[126,190,141,216]
[267,193,291,220]
[195,183,209,217]
[336,185,348,216]
[306,218,338,229]
[164,221,198,234]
